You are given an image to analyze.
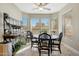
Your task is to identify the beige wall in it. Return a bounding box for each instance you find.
[0,3,22,20]
[59,3,79,51]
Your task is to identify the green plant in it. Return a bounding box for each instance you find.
[14,41,21,52]
[13,41,24,53]
[12,36,27,55]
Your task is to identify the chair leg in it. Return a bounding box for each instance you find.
[51,45,52,54]
[31,42,33,48]
[48,49,50,56]
[58,45,61,54]
[39,50,41,56]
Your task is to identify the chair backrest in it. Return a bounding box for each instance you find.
[59,32,63,44]
[38,33,51,47]
[26,31,33,39]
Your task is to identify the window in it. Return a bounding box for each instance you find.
[41,18,49,33]
[21,16,28,31]
[31,18,49,34]
[31,18,40,34]
[21,16,28,26]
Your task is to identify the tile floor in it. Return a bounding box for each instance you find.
[15,43,78,56]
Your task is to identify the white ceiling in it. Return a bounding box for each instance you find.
[14,3,67,14]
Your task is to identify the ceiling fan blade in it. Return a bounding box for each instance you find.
[43,8,51,10]
[34,3,48,7]
[32,8,39,10]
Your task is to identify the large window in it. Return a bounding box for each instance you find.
[31,18,40,34]
[21,16,28,26]
[41,18,49,33]
[20,14,58,35]
[31,18,49,34]
[21,16,28,32]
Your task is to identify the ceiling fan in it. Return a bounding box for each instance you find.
[33,3,51,11]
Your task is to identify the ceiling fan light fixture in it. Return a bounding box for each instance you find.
[39,7,43,11]
[34,3,48,7]
[33,3,51,11]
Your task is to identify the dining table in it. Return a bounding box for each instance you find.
[51,34,59,40]
[33,34,59,41]
[33,34,59,54]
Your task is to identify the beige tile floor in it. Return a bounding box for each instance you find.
[15,44,78,56]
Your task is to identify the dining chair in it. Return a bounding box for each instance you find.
[26,31,38,48]
[51,32,63,54]
[38,33,51,56]
[26,31,32,42]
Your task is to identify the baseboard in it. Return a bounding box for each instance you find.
[62,42,79,55]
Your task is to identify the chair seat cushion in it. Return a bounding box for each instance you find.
[32,37,38,41]
[33,37,38,39]
[39,47,50,50]
[53,41,59,44]
[51,41,59,45]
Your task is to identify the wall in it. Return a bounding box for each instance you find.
[0,3,22,20]
[59,3,79,52]
[0,3,22,42]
